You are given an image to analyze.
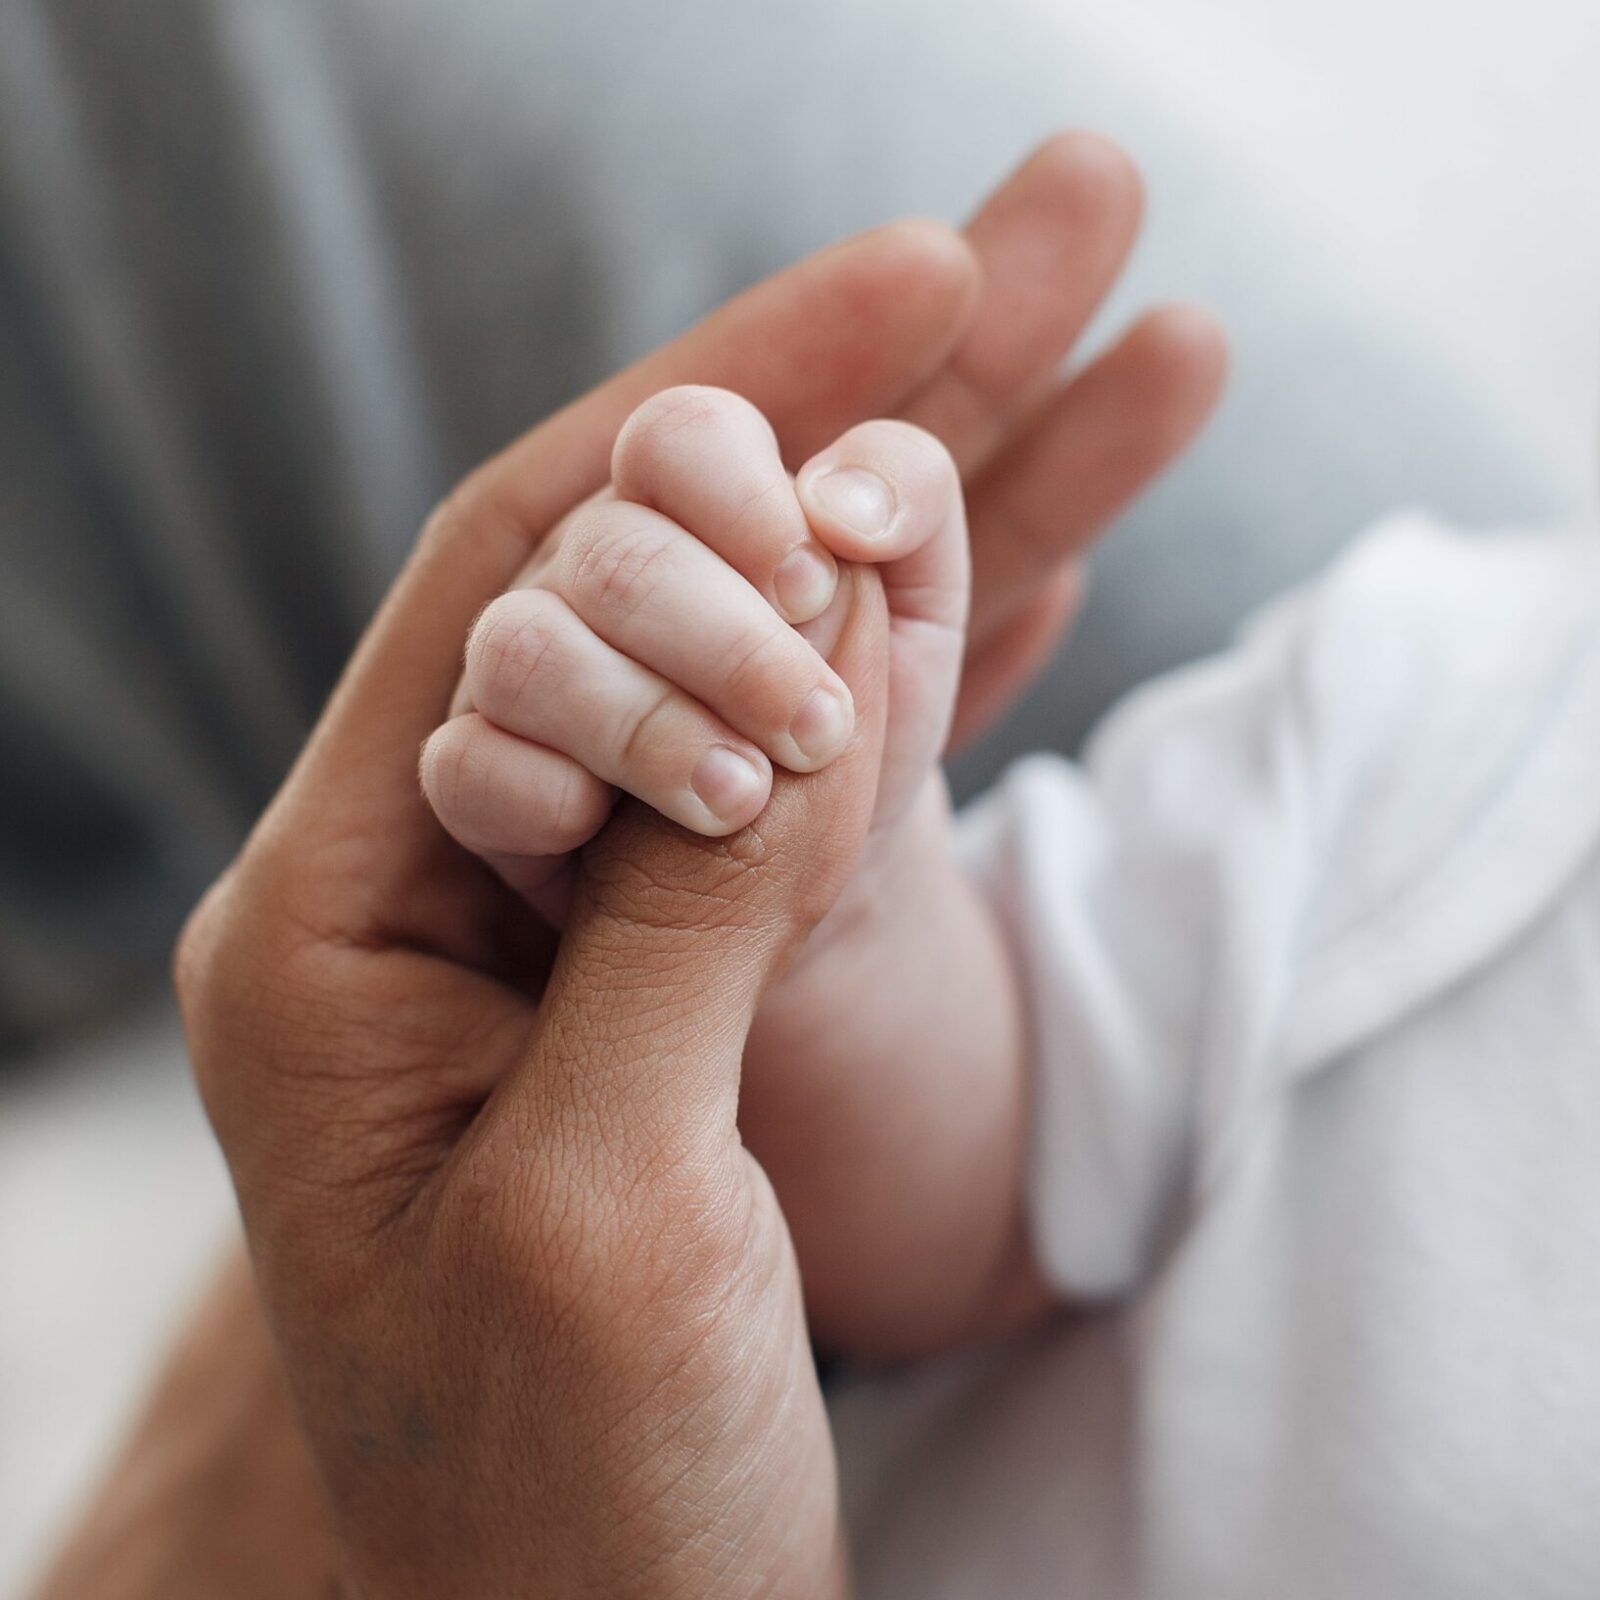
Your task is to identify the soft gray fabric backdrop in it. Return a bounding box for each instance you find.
[0,0,1583,1050]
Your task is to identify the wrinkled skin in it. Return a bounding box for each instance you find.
[178,563,892,1597]
[32,135,1224,1599]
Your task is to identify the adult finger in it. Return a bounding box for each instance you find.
[200,562,886,1220]
[964,303,1228,642]
[899,131,1145,472]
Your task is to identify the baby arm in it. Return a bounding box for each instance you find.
[421,385,1039,1361]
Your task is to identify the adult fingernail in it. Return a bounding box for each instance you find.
[690,746,766,827]
[773,544,837,623]
[788,685,854,766]
[812,467,896,539]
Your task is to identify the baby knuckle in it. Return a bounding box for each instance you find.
[468,592,566,715]
[613,384,762,477]
[614,683,677,769]
[419,725,492,836]
[565,512,677,622]
[545,763,608,848]
[715,623,798,709]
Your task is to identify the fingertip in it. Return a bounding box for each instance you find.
[1028,129,1145,217]
[823,217,983,360]
[1141,303,1230,387]
[797,461,901,557]
[714,220,981,469]
[611,384,775,490]
[781,682,857,773]
[685,744,773,835]
[978,130,1146,257]
[772,542,840,624]
[1130,303,1231,441]
[796,419,960,563]
[416,717,462,818]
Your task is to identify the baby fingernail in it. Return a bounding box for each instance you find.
[812,467,895,539]
[789,685,854,766]
[773,544,837,623]
[691,746,766,825]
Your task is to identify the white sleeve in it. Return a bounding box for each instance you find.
[960,517,1600,1300]
[959,629,1315,1300]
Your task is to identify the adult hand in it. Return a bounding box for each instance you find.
[34,132,1224,1597]
[183,559,892,1594]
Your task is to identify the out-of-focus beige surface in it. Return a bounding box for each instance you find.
[1,1003,233,1585]
[4,0,1598,1588]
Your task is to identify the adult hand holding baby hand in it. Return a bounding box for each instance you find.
[160,220,926,1595]
[36,133,1224,1597]
[183,560,891,1597]
[411,137,1231,1367]
[424,392,966,922]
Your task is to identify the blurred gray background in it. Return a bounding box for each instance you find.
[3,0,1598,1585]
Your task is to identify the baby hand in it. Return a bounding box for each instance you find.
[422,385,967,924]
[424,387,1023,1356]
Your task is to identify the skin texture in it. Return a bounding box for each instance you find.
[180,565,895,1599]
[31,134,1226,1598]
[423,400,968,901]
[427,393,1023,1357]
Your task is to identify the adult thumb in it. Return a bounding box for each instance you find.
[486,565,890,1157]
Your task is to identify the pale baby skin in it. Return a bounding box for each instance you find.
[421,384,1043,1356]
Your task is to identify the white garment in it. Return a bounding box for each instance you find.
[831,516,1600,1600]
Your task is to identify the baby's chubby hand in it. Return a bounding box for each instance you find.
[422,385,967,921]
